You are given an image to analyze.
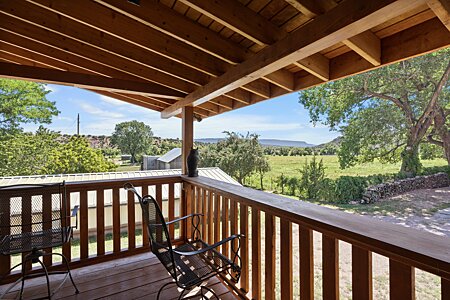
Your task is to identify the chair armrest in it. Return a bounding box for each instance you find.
[172,234,244,256]
[71,205,79,217]
[165,213,203,226]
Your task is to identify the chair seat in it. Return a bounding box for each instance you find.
[165,240,237,288]
[0,227,71,255]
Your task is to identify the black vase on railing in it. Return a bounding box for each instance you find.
[187,148,199,177]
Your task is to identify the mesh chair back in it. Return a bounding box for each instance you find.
[124,183,177,280]
[0,183,70,255]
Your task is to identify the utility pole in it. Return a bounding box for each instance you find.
[77,113,80,136]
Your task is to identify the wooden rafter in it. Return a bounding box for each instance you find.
[427,0,450,31]
[0,62,184,98]
[287,0,381,66]
[162,0,425,118]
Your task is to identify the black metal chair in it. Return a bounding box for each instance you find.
[124,183,243,300]
[0,182,79,299]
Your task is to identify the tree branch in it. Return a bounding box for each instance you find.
[427,134,444,147]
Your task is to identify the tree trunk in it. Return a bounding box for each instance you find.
[400,137,421,177]
[260,173,264,190]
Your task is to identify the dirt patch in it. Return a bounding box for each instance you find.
[360,186,450,237]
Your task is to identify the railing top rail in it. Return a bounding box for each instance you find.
[65,175,182,189]
[183,176,450,280]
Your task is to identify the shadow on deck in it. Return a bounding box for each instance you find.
[0,253,239,299]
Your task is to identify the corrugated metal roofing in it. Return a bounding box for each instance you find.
[157,148,181,163]
[0,167,239,186]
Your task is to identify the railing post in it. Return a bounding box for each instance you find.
[322,235,339,300]
[181,106,193,175]
[352,245,372,300]
[300,227,313,300]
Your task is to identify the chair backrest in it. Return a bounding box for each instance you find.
[124,183,177,279]
[0,183,68,253]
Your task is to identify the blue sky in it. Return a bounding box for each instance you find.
[22,84,339,145]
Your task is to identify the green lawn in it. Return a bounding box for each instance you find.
[247,155,447,189]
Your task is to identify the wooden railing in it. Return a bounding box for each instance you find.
[0,175,183,281]
[183,176,450,300]
[1,174,449,300]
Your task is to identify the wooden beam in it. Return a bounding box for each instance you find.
[427,0,450,31]
[264,69,295,91]
[285,0,326,18]
[178,0,280,46]
[162,0,424,118]
[0,62,184,99]
[290,0,382,66]
[182,106,194,175]
[94,0,249,64]
[343,31,381,66]
[296,53,330,81]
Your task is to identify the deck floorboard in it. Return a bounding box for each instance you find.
[0,253,239,299]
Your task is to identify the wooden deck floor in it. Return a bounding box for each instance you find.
[0,253,239,299]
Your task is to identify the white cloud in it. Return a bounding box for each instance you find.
[79,102,125,119]
[45,84,58,93]
[56,116,73,121]
[99,95,127,106]
[195,114,303,137]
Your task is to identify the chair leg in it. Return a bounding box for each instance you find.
[200,286,219,300]
[52,253,79,294]
[35,259,51,299]
[157,281,176,300]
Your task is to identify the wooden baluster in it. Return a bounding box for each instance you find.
[42,191,52,267]
[300,227,313,300]
[442,278,450,300]
[281,219,293,300]
[214,194,221,250]
[168,183,175,238]
[112,188,121,253]
[251,207,261,299]
[142,185,149,247]
[239,203,249,293]
[201,188,207,241]
[389,259,414,299]
[322,235,339,300]
[208,190,214,244]
[222,197,229,257]
[265,213,275,300]
[352,245,372,300]
[127,189,136,250]
[80,189,88,260]
[156,184,164,243]
[62,192,72,261]
[0,193,11,275]
[230,198,238,263]
[22,194,32,271]
[184,183,192,241]
[96,189,105,256]
[195,186,201,237]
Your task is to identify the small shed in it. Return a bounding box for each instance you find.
[156,148,182,170]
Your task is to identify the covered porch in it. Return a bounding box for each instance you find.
[1,0,450,299]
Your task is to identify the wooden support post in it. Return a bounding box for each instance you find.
[442,278,450,300]
[281,219,293,300]
[182,106,194,175]
[300,227,313,300]
[265,213,276,300]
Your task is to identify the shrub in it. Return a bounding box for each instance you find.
[299,155,326,200]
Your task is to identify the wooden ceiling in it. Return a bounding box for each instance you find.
[0,0,449,119]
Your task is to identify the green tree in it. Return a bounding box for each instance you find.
[0,126,59,176]
[199,132,269,184]
[111,120,153,163]
[299,155,325,200]
[299,49,450,176]
[48,136,116,174]
[0,79,58,135]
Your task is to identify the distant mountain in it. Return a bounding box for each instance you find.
[195,138,315,148]
[314,136,342,148]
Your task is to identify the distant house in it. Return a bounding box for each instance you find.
[142,148,182,170]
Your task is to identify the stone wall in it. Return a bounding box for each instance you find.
[361,172,450,204]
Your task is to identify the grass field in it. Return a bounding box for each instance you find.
[247,155,447,189]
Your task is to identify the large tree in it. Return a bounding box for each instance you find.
[299,49,450,176]
[0,79,58,135]
[111,120,153,163]
[200,132,270,184]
